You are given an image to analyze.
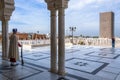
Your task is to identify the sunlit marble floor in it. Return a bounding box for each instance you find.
[0,45,120,80]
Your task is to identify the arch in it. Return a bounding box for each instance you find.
[0,0,69,76]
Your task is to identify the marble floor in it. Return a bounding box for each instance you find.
[0,45,120,80]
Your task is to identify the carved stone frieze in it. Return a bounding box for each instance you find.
[0,0,15,20]
[45,0,69,10]
[55,0,69,9]
[45,0,56,10]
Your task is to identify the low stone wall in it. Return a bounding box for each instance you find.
[18,38,120,48]
[73,38,120,48]
[19,39,50,45]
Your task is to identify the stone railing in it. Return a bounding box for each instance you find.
[19,39,50,46]
[78,38,112,46]
[19,38,71,45]
[72,38,120,47]
[17,38,120,48]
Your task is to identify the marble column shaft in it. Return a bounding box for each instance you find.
[50,9,57,73]
[2,19,9,60]
[58,8,65,75]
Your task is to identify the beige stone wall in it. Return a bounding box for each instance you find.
[100,12,114,39]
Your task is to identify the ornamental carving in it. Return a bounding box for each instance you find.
[0,0,15,20]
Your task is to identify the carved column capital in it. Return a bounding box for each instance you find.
[45,0,57,10]
[0,0,15,21]
[55,0,69,9]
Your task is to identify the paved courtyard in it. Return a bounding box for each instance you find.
[0,45,120,80]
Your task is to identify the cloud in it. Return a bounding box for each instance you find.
[0,0,120,36]
[35,0,45,3]
[69,0,96,10]
[68,0,120,11]
[8,0,49,33]
[65,0,120,36]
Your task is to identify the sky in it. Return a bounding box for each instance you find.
[0,0,120,37]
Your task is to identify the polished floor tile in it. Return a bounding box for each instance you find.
[0,45,120,80]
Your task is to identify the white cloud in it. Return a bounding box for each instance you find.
[8,0,49,33]
[65,0,120,36]
[69,0,96,10]
[0,0,119,36]
[68,0,119,11]
[35,0,45,3]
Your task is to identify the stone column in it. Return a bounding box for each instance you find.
[45,0,69,75]
[0,0,15,60]
[58,8,65,75]
[50,9,57,73]
[2,19,9,60]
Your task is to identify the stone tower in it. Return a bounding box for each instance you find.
[100,12,114,38]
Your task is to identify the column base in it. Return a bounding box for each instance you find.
[2,56,8,60]
[58,70,66,76]
[49,68,58,74]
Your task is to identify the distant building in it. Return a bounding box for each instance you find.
[17,33,29,40]
[32,33,46,39]
[0,33,47,40]
[99,12,114,38]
